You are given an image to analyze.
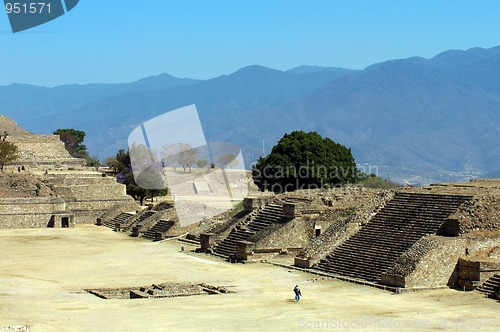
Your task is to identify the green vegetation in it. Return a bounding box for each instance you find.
[230,200,245,217]
[252,131,361,193]
[35,182,41,196]
[357,174,399,189]
[196,159,208,168]
[106,149,167,205]
[54,128,100,166]
[0,132,19,172]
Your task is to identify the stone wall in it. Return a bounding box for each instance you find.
[53,183,126,197]
[381,234,500,289]
[9,135,85,168]
[450,193,500,233]
[251,218,313,249]
[65,198,135,223]
[45,173,134,223]
[243,197,271,211]
[0,172,135,226]
[239,207,357,263]
[162,218,200,238]
[0,197,68,228]
[458,258,500,290]
[100,201,141,225]
[295,222,359,267]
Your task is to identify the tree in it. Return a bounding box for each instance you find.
[161,143,197,172]
[115,149,130,171]
[178,145,197,172]
[196,159,208,168]
[113,149,167,205]
[53,128,87,156]
[105,156,122,174]
[161,144,181,170]
[54,128,99,166]
[123,171,148,205]
[0,132,19,172]
[88,157,100,172]
[252,131,360,193]
[129,143,156,175]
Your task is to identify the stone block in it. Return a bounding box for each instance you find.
[235,240,255,261]
[200,233,216,251]
[243,197,270,211]
[294,257,312,268]
[283,203,296,218]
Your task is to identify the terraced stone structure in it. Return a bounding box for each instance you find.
[0,115,84,168]
[46,172,133,223]
[311,193,471,282]
[211,200,289,259]
[0,116,133,227]
[99,201,198,241]
[294,180,500,292]
[194,180,499,293]
[197,196,322,261]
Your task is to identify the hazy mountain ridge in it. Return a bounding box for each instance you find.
[0,74,201,124]
[226,47,500,182]
[15,65,350,157]
[1,46,499,184]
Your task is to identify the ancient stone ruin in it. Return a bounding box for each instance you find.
[0,115,85,169]
[195,180,500,296]
[0,116,133,228]
[86,282,234,299]
[1,113,498,301]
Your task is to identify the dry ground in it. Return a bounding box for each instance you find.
[0,225,498,331]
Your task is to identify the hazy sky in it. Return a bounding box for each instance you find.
[1,0,500,86]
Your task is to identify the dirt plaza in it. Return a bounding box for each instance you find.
[0,225,497,331]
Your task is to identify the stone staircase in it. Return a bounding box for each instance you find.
[141,220,175,241]
[476,274,500,300]
[312,192,472,283]
[212,201,287,259]
[121,210,156,231]
[102,212,135,229]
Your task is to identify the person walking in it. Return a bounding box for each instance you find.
[293,285,301,302]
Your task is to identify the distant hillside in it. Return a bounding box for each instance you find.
[287,65,358,74]
[14,65,349,158]
[227,47,500,183]
[0,74,200,123]
[1,47,499,184]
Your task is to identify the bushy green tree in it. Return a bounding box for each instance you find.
[54,128,99,166]
[111,149,167,205]
[358,173,399,189]
[252,131,360,192]
[196,159,208,168]
[54,128,87,156]
[0,132,18,172]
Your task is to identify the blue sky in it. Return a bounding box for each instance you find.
[1,0,500,86]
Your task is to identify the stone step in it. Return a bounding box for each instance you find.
[310,192,472,284]
[211,201,286,259]
[476,274,500,298]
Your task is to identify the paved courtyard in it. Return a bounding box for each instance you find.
[0,225,497,331]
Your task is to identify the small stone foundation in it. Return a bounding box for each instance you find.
[85,282,234,299]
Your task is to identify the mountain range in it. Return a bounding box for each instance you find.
[1,46,500,184]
